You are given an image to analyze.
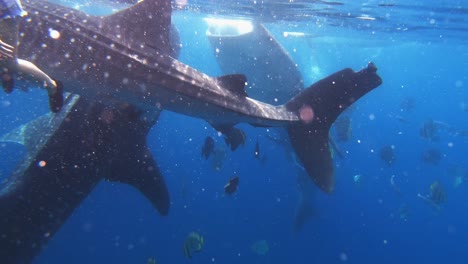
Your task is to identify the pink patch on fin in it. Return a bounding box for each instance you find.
[299,105,314,124]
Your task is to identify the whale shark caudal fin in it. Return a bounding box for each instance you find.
[0,95,168,264]
[286,63,382,193]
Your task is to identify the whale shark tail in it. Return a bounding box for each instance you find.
[285,63,382,193]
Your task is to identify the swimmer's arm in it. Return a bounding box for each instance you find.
[17,59,57,88]
[0,39,57,89]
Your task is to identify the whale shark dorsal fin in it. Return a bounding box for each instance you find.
[101,0,172,54]
[216,74,248,97]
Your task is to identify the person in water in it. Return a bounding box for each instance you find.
[0,0,63,112]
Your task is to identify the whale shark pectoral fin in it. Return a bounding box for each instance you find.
[0,95,108,264]
[107,147,170,216]
[82,101,170,215]
[0,96,166,263]
[0,117,44,146]
[286,63,382,193]
[216,74,248,97]
[0,93,78,149]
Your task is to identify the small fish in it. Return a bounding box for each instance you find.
[224,176,239,195]
[182,232,204,259]
[379,145,395,166]
[222,127,246,151]
[201,136,215,159]
[421,148,442,165]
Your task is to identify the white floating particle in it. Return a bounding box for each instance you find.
[48,28,60,39]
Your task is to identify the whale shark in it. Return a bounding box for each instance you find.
[0,0,382,262]
[205,18,304,105]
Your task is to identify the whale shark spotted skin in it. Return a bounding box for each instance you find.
[18,0,298,126]
[0,0,382,262]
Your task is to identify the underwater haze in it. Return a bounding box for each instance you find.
[0,0,467,263]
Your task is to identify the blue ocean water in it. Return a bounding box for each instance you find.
[0,0,467,263]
